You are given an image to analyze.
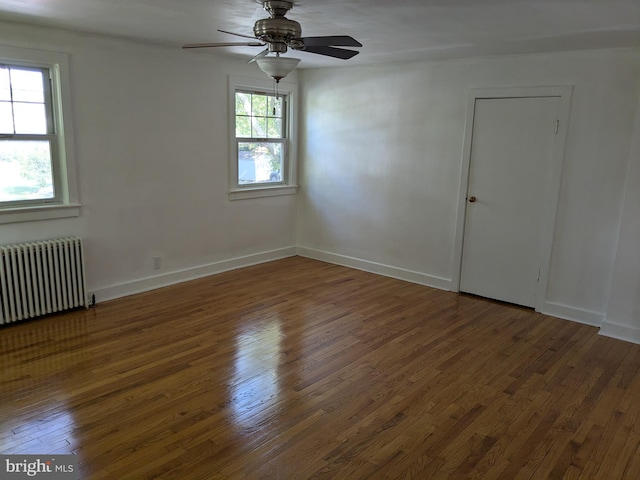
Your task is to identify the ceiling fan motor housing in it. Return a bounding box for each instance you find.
[254,17,302,52]
[254,0,303,53]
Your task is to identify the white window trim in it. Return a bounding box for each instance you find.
[228,75,298,200]
[0,45,80,224]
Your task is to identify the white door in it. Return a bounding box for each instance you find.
[459,96,561,308]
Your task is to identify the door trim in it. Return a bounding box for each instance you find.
[451,86,573,312]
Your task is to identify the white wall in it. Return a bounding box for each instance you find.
[297,48,640,327]
[0,22,299,301]
[602,96,640,342]
[2,20,639,337]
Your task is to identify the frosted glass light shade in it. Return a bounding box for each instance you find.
[255,56,300,82]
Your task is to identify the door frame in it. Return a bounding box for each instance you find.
[451,86,573,312]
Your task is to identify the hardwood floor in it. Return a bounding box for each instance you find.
[1,256,640,479]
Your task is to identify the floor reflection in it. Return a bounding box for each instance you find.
[0,313,89,455]
[2,410,77,454]
[0,314,90,392]
[230,317,283,429]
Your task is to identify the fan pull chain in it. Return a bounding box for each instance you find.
[273,77,279,105]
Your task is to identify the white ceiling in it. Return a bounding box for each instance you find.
[0,0,639,68]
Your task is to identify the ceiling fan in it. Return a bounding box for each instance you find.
[182,0,362,82]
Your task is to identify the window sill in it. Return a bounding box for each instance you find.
[229,185,298,201]
[0,203,81,225]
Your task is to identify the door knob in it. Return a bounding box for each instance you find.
[468,196,477,203]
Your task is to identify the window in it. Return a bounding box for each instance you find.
[236,90,285,185]
[0,65,56,204]
[229,76,297,200]
[0,46,79,224]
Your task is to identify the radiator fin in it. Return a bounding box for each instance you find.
[0,237,87,325]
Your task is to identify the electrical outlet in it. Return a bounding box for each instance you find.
[153,256,161,270]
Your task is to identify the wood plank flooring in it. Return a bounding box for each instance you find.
[1,256,640,479]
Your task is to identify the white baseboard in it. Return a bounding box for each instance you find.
[296,246,452,291]
[93,246,640,345]
[599,320,640,345]
[542,301,604,327]
[93,246,297,303]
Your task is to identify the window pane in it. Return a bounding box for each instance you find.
[0,140,54,202]
[237,141,283,185]
[236,115,252,138]
[267,118,282,138]
[252,117,267,138]
[10,68,45,103]
[0,68,10,101]
[252,95,268,117]
[0,102,14,133]
[236,92,251,116]
[13,102,47,134]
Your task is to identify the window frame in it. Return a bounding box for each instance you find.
[0,46,80,224]
[228,75,298,200]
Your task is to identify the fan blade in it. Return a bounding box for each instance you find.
[300,36,362,48]
[301,45,360,60]
[248,48,270,63]
[183,42,265,49]
[218,29,259,40]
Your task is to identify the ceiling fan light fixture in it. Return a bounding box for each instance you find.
[255,54,300,82]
